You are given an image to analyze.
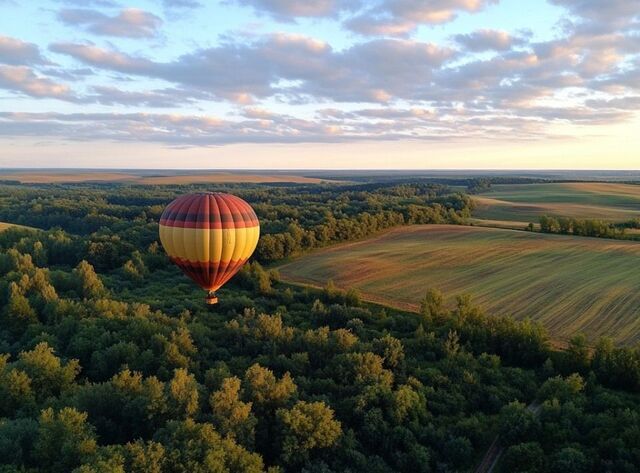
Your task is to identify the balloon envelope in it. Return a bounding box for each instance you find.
[159,192,260,298]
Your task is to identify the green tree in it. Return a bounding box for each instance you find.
[498,401,539,445]
[243,364,297,410]
[168,368,199,419]
[550,447,590,473]
[124,440,165,473]
[34,407,98,473]
[16,342,80,401]
[502,442,545,473]
[420,288,445,322]
[4,282,37,331]
[276,401,342,465]
[154,419,265,473]
[73,260,106,299]
[210,377,256,443]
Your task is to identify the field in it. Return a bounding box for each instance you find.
[279,225,640,345]
[0,170,337,184]
[473,182,640,222]
[0,221,32,231]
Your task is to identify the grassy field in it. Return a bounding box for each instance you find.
[279,225,640,345]
[473,182,640,222]
[0,170,337,184]
[0,221,33,231]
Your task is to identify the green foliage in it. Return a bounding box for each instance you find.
[276,401,341,465]
[210,377,256,443]
[34,407,97,473]
[73,260,106,299]
[499,401,540,445]
[502,442,545,473]
[168,368,199,419]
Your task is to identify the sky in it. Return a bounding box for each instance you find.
[0,0,639,169]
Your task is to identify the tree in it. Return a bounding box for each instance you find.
[565,333,590,373]
[34,408,97,473]
[502,442,545,473]
[444,435,473,469]
[210,377,256,443]
[420,288,444,322]
[373,334,405,371]
[550,447,590,473]
[276,401,342,465]
[0,363,34,416]
[153,419,265,473]
[73,260,106,299]
[243,364,297,410]
[16,342,80,401]
[124,440,165,473]
[4,282,37,331]
[538,374,585,403]
[168,368,199,419]
[498,401,539,445]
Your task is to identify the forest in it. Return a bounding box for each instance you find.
[0,181,639,473]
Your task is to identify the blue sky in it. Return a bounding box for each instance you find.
[0,0,639,168]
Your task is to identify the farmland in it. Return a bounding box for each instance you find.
[279,224,640,345]
[473,182,640,223]
[0,170,337,184]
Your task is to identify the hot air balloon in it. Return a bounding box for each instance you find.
[159,192,260,304]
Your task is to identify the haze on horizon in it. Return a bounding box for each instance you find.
[0,0,639,169]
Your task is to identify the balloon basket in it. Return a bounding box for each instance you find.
[205,293,218,305]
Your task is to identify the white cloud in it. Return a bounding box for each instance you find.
[58,8,163,38]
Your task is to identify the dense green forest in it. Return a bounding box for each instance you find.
[0,182,639,473]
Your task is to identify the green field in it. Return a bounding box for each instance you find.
[280,225,640,345]
[474,182,640,222]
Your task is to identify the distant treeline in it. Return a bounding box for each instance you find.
[537,215,640,240]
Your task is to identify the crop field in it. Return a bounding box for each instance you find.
[473,182,640,222]
[280,225,640,344]
[0,170,336,184]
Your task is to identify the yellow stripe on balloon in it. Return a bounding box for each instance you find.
[159,225,260,263]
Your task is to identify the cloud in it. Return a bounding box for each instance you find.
[5,0,638,147]
[232,0,359,20]
[50,42,154,73]
[0,65,72,98]
[233,0,498,36]
[454,29,524,52]
[58,8,163,38]
[345,0,499,36]
[550,0,640,27]
[50,34,454,103]
[0,35,49,65]
[86,85,209,107]
[0,109,523,145]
